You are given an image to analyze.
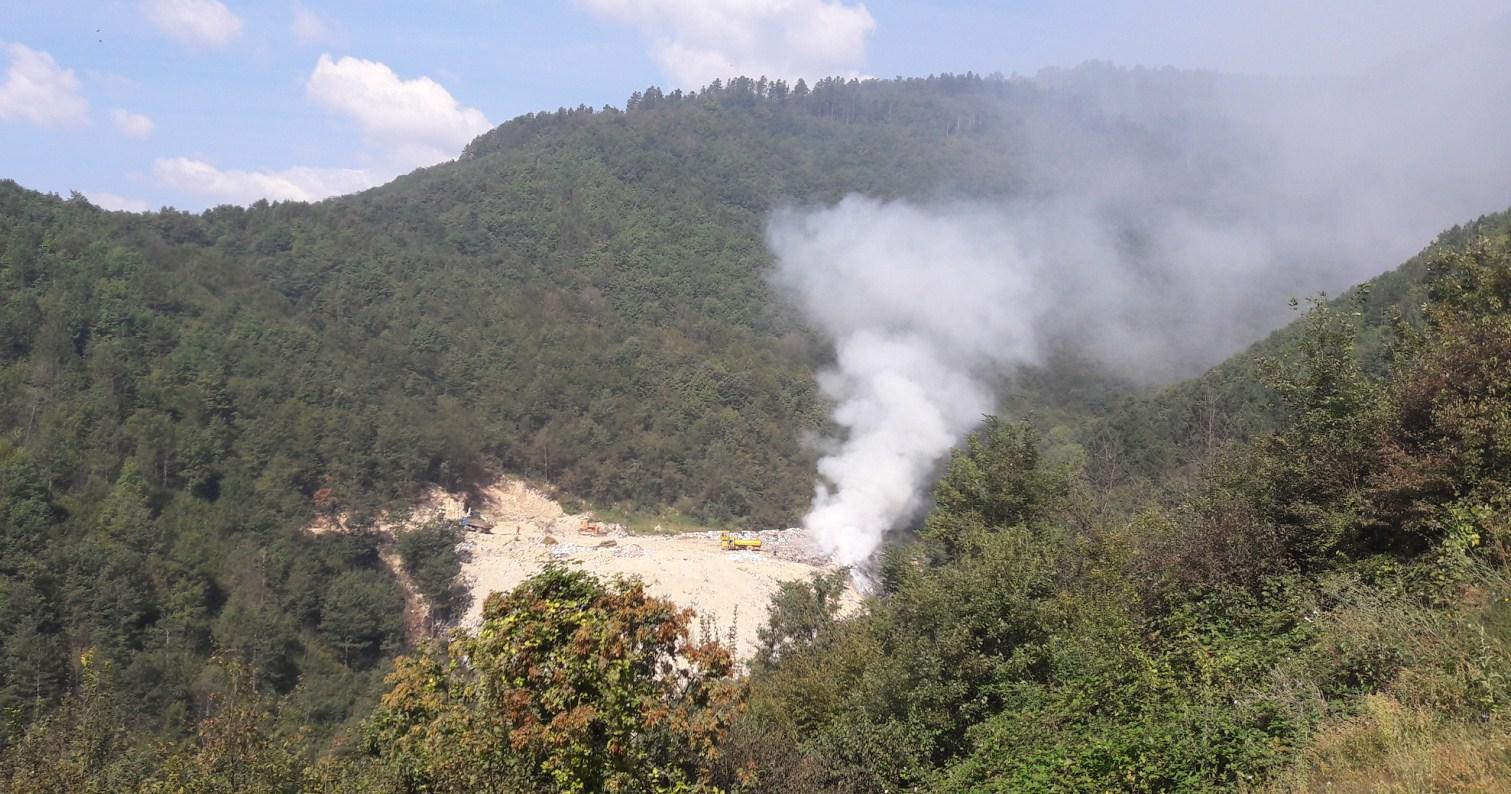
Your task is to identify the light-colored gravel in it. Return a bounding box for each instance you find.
[307,477,858,660]
[452,480,855,660]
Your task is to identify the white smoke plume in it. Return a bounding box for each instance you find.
[768,18,1511,567]
[769,199,1045,566]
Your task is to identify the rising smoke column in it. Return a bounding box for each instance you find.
[769,27,1511,567]
[765,193,1280,567]
[768,197,1049,567]
[769,190,1413,568]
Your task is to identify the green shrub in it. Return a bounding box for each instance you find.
[394,519,469,624]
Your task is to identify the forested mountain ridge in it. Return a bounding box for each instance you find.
[1,73,1161,748]
[1,72,1197,532]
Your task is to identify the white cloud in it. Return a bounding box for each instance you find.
[580,0,875,87]
[111,108,155,138]
[290,2,334,45]
[141,0,244,49]
[86,191,152,213]
[0,44,89,127]
[153,156,378,204]
[152,54,483,207]
[306,54,491,167]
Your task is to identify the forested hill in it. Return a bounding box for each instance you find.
[0,73,1181,743]
[1,73,1195,532]
[6,200,1509,793]
[4,67,1511,790]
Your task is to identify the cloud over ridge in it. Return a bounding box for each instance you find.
[582,0,875,87]
[156,54,489,205]
[306,53,491,169]
[153,156,377,204]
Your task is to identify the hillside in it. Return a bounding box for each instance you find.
[1,75,1168,530]
[5,207,1508,793]
[1081,208,1511,486]
[2,68,1509,790]
[1,73,1170,743]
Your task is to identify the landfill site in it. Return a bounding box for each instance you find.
[311,478,854,660]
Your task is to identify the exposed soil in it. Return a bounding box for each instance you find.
[452,480,853,660]
[308,478,856,660]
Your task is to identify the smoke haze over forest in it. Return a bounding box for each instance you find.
[769,22,1511,566]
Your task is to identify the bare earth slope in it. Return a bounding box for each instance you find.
[316,478,854,660]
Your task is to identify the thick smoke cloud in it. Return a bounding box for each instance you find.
[769,18,1511,567]
[769,200,1043,566]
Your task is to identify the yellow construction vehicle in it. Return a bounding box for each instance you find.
[720,531,762,551]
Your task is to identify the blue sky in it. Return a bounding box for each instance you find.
[2,1,1505,211]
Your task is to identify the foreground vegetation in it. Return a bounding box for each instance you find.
[741,235,1511,791]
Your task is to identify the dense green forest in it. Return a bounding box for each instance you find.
[2,72,1509,790]
[0,74,1176,750]
[4,208,1508,793]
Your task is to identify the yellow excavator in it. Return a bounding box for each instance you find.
[720,531,762,551]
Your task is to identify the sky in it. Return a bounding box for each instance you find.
[2,0,1507,211]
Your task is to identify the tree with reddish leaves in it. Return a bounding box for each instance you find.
[362,565,745,793]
